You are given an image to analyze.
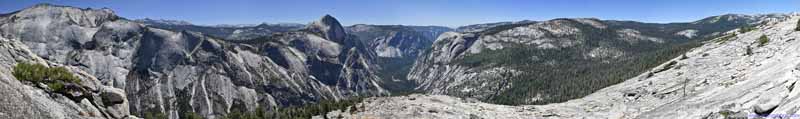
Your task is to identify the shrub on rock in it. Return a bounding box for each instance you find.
[12,62,81,92]
[757,35,769,47]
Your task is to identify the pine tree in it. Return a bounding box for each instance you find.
[739,25,754,33]
[757,35,769,47]
[745,46,753,56]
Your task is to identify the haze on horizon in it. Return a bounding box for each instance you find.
[1,0,797,27]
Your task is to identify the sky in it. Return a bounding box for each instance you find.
[0,0,798,27]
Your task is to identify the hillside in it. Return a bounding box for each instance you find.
[320,13,800,119]
[407,15,787,105]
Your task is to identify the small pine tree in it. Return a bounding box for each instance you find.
[739,25,754,33]
[757,35,769,47]
[144,111,168,119]
[745,46,753,56]
[47,82,65,92]
[349,105,358,114]
[184,112,204,119]
[13,62,47,83]
[255,106,266,119]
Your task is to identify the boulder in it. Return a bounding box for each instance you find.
[100,86,129,118]
[79,99,102,117]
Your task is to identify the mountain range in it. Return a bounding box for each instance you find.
[1,3,798,119]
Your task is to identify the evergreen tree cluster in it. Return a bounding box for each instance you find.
[451,24,707,105]
[739,25,755,33]
[12,62,81,92]
[483,40,701,105]
[224,97,364,119]
[714,33,737,44]
[155,97,365,119]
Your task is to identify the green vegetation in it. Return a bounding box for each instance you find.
[714,33,736,44]
[757,35,769,47]
[222,97,365,119]
[455,44,535,68]
[447,22,710,105]
[439,18,753,105]
[143,111,168,119]
[13,62,80,83]
[183,112,204,119]
[12,62,81,92]
[48,82,65,92]
[165,90,367,119]
[739,25,755,33]
[456,38,703,105]
[375,57,420,94]
[653,61,678,74]
[224,107,263,119]
[718,110,737,118]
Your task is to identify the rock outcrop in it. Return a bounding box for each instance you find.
[0,35,136,119]
[307,15,347,43]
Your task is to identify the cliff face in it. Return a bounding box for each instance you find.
[346,24,452,92]
[0,4,385,119]
[347,24,451,59]
[0,34,134,119]
[140,18,455,93]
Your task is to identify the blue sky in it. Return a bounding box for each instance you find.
[1,0,798,27]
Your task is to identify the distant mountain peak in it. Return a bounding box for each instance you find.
[255,22,305,28]
[28,3,114,13]
[307,14,347,42]
[135,18,194,26]
[693,13,790,25]
[322,14,336,20]
[212,23,259,28]
[31,3,62,8]
[316,14,342,27]
[9,3,119,27]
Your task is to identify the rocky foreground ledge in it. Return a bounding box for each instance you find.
[0,35,136,119]
[315,94,546,119]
